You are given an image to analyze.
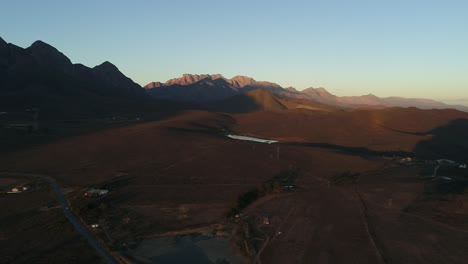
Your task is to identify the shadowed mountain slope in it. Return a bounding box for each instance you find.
[0,37,149,118]
[208,89,288,113]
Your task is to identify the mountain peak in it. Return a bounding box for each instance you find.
[302,87,334,98]
[229,75,258,87]
[286,86,298,92]
[231,75,256,81]
[27,39,73,71]
[29,40,57,51]
[92,61,127,79]
[363,93,378,99]
[165,74,212,86]
[314,87,332,96]
[91,60,143,94]
[211,73,225,79]
[94,61,118,71]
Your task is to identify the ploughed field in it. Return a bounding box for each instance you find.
[2,107,468,263]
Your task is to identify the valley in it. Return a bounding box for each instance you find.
[1,36,468,263]
[2,106,468,263]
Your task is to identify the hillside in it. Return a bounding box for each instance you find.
[208,89,287,113]
[0,37,150,118]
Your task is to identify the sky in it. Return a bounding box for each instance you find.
[1,0,467,103]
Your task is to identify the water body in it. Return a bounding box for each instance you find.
[130,235,245,264]
[226,134,278,144]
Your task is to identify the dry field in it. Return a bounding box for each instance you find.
[1,107,468,263]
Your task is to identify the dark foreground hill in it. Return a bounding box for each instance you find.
[0,37,151,119]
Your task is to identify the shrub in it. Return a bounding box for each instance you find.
[227,189,259,217]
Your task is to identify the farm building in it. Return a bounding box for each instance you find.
[85,188,109,197]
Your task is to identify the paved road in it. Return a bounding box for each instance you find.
[2,172,118,264]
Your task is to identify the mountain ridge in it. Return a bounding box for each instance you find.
[0,36,148,118]
[2,36,467,115]
[146,74,468,112]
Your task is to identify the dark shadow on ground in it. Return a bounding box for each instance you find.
[0,109,186,154]
[207,94,264,114]
[379,124,432,136]
[426,178,468,195]
[413,118,468,162]
[282,141,412,158]
[400,119,468,228]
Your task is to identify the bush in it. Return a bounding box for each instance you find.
[227,168,300,217]
[227,189,259,217]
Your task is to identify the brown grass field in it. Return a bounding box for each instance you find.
[1,104,468,263]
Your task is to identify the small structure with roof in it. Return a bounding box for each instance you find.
[7,186,28,194]
[84,188,109,197]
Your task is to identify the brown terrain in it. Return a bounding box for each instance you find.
[2,37,468,263]
[2,98,468,263]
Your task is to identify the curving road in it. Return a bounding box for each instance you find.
[2,172,118,264]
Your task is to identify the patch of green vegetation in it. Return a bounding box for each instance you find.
[228,189,259,217]
[227,168,300,217]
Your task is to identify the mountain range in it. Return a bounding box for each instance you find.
[0,37,148,118]
[145,74,468,112]
[1,36,467,116]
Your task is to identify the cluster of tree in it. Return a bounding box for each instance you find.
[228,168,299,217]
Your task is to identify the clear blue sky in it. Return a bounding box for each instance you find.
[1,0,467,103]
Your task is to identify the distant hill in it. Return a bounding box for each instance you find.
[145,74,302,102]
[0,37,149,118]
[146,74,468,112]
[208,89,341,114]
[302,87,468,111]
[208,89,288,113]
